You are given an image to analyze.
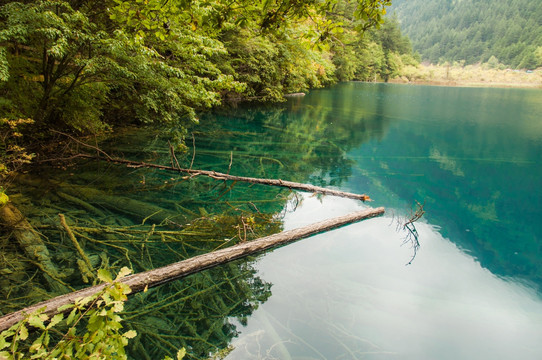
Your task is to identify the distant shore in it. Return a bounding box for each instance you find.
[390,64,542,89]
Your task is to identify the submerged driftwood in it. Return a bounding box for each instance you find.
[0,202,69,293]
[59,185,181,224]
[0,206,384,332]
[79,155,372,202]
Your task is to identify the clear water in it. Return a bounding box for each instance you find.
[6,82,542,359]
[212,83,542,360]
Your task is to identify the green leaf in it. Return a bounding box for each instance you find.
[28,314,47,330]
[0,335,10,351]
[18,325,28,341]
[97,269,113,283]
[66,308,78,325]
[57,303,74,312]
[47,313,64,329]
[75,295,95,307]
[115,266,132,280]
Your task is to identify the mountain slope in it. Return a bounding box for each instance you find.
[389,0,542,69]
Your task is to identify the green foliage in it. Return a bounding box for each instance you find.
[0,118,35,180]
[0,188,8,206]
[0,267,185,360]
[0,0,400,160]
[0,267,131,359]
[0,0,242,135]
[330,13,417,82]
[390,0,542,69]
[0,1,110,131]
[486,55,501,69]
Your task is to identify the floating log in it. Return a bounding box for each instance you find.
[0,206,384,332]
[79,155,371,202]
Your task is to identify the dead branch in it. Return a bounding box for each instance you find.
[59,214,95,279]
[78,153,372,202]
[401,200,425,265]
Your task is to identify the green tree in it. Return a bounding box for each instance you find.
[390,0,542,68]
[0,0,395,182]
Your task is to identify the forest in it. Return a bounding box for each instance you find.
[390,0,542,69]
[0,0,417,183]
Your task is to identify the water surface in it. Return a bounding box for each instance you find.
[6,82,542,359]
[215,83,542,359]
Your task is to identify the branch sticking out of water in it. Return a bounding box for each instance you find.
[392,200,425,265]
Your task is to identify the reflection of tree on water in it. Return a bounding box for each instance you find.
[123,260,272,359]
[203,87,394,190]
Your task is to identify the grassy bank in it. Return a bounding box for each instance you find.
[391,64,542,88]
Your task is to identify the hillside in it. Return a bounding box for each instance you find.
[389,0,542,69]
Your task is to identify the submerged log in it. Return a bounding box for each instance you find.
[0,206,384,332]
[13,173,182,225]
[59,214,95,282]
[56,191,107,218]
[80,155,372,202]
[0,202,69,293]
[59,185,182,225]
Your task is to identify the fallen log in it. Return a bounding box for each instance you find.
[0,206,384,332]
[59,214,95,282]
[79,154,371,202]
[59,185,182,225]
[0,202,69,294]
[56,191,107,218]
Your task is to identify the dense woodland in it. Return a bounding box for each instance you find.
[0,0,419,184]
[390,0,542,69]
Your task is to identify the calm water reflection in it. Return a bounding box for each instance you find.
[7,82,541,359]
[221,83,542,359]
[226,196,542,360]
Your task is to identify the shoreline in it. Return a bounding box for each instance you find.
[391,64,542,89]
[389,78,542,89]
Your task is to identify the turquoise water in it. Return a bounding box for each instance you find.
[207,83,542,360]
[6,82,542,359]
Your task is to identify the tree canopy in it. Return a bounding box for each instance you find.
[390,0,542,69]
[0,0,419,180]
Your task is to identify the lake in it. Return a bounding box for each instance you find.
[198,83,542,360]
[4,82,542,359]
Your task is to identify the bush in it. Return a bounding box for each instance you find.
[0,268,184,360]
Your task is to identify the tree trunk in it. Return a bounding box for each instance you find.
[0,206,384,332]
